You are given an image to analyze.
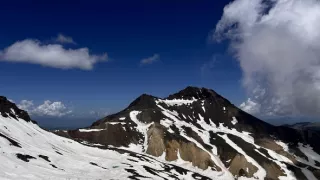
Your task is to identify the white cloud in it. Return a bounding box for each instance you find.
[55,34,76,44]
[140,54,160,65]
[214,0,320,117]
[17,100,72,117]
[17,100,34,112]
[33,100,72,117]
[239,98,261,115]
[0,39,107,70]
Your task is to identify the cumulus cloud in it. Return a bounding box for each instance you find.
[214,0,320,117]
[17,100,71,117]
[140,54,160,65]
[239,98,261,115]
[33,100,72,117]
[17,100,34,112]
[0,39,107,70]
[55,34,76,44]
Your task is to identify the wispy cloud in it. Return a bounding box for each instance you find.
[17,100,34,112]
[89,109,110,118]
[55,34,76,44]
[0,39,107,70]
[200,54,224,77]
[140,54,160,65]
[213,0,320,117]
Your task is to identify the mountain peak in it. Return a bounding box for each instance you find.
[127,93,158,110]
[0,96,9,102]
[167,86,228,102]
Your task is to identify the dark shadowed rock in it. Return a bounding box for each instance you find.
[0,96,35,123]
[127,94,158,110]
[38,155,51,162]
[16,153,36,162]
[0,133,22,148]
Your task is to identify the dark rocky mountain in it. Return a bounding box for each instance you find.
[53,86,320,180]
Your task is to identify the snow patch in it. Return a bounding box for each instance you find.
[160,119,173,128]
[78,128,105,132]
[80,141,105,147]
[231,117,238,125]
[107,122,126,125]
[266,149,293,164]
[275,141,289,152]
[119,143,143,153]
[301,168,318,180]
[156,98,197,106]
[298,143,320,166]
[202,101,206,113]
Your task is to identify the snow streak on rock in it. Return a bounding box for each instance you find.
[219,134,266,180]
[129,111,154,153]
[156,98,197,106]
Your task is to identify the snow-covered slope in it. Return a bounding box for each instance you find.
[57,87,320,180]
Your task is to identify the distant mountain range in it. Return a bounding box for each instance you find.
[1,87,320,179]
[283,122,320,132]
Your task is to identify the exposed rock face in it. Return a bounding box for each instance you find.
[53,86,320,180]
[0,96,34,123]
[228,154,258,178]
[146,124,166,157]
[145,123,218,170]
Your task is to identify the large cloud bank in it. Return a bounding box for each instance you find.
[214,0,320,117]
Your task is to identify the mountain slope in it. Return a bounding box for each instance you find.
[56,86,320,180]
[0,96,232,180]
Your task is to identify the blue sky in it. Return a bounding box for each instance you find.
[0,1,250,128]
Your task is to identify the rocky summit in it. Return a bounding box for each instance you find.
[1,87,320,179]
